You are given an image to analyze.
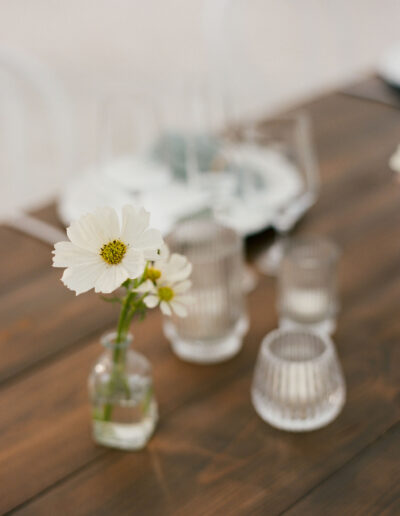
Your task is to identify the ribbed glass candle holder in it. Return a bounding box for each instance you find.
[278,237,340,334]
[251,329,345,431]
[163,219,248,363]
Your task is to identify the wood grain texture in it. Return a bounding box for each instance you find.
[1,89,400,515]
[0,226,53,294]
[0,269,119,383]
[282,423,400,516]
[0,204,64,294]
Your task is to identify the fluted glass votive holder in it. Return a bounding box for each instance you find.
[251,329,346,431]
[163,219,248,363]
[278,237,340,334]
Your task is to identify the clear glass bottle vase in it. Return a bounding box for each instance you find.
[88,332,158,450]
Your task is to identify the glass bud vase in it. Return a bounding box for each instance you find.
[88,332,158,450]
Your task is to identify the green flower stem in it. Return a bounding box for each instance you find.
[102,292,134,422]
[113,290,136,362]
[101,272,149,422]
[103,398,113,421]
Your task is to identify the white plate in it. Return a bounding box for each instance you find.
[58,147,307,237]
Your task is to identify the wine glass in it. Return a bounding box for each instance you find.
[249,112,319,275]
[97,94,171,201]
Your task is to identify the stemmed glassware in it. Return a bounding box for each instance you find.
[159,81,259,292]
[97,94,171,202]
[251,112,320,275]
[160,80,232,199]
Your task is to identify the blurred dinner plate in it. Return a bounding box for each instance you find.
[58,145,304,237]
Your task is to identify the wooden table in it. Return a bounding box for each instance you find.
[1,78,400,515]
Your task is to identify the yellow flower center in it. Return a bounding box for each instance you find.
[158,286,174,302]
[100,239,127,265]
[146,267,161,282]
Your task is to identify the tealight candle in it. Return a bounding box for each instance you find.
[251,329,346,431]
[278,238,340,334]
[282,288,331,323]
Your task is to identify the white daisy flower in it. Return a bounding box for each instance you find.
[137,244,193,317]
[52,205,163,295]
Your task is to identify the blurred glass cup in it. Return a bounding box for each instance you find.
[250,112,320,275]
[159,80,236,207]
[278,237,340,335]
[97,95,171,199]
[251,328,346,432]
[158,82,259,292]
[163,219,248,363]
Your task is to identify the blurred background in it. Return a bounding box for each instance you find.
[1,0,400,220]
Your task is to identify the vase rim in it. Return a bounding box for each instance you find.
[101,331,133,350]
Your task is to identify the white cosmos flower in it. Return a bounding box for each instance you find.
[137,244,193,317]
[52,205,163,295]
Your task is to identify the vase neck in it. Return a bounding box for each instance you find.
[101,331,133,351]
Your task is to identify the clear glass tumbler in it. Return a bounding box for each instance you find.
[278,237,340,335]
[163,219,248,363]
[251,329,346,432]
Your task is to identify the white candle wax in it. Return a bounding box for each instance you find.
[283,288,331,323]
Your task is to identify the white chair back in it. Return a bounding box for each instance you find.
[0,48,75,219]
